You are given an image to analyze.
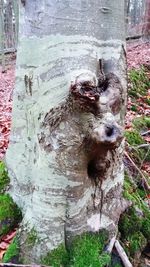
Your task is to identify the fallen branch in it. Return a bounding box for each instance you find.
[115,240,133,267]
[141,130,150,136]
[135,144,150,149]
[124,151,150,192]
[105,235,116,253]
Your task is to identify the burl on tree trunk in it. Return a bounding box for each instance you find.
[37,60,128,249]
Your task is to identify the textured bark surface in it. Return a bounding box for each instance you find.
[6,0,127,262]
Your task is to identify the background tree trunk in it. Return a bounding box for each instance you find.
[142,0,150,40]
[0,0,5,71]
[6,0,127,262]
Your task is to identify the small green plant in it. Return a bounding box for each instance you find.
[0,161,10,193]
[0,194,22,237]
[26,228,38,247]
[131,105,137,112]
[3,237,20,263]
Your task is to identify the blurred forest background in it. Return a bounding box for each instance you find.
[0,0,150,57]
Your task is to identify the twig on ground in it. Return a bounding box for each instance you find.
[115,240,133,267]
[135,144,150,149]
[124,151,150,192]
[141,130,150,136]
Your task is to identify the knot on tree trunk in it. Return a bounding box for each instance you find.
[37,60,125,236]
[39,60,124,187]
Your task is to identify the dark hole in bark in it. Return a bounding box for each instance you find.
[105,126,114,137]
[87,160,100,183]
[88,160,94,179]
[98,78,108,93]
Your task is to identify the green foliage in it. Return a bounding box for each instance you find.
[146,98,150,105]
[41,244,69,267]
[125,131,144,146]
[132,116,150,131]
[0,161,10,193]
[136,188,147,199]
[99,252,111,267]
[3,237,19,263]
[128,67,150,98]
[119,207,147,257]
[123,173,149,211]
[126,232,146,257]
[0,194,22,237]
[142,216,150,240]
[118,207,142,238]
[41,231,110,267]
[125,129,150,161]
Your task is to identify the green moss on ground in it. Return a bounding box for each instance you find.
[69,231,110,267]
[125,129,150,162]
[119,207,142,238]
[41,231,110,267]
[0,194,22,237]
[3,236,20,263]
[128,67,150,121]
[125,131,144,146]
[128,67,150,98]
[0,161,10,193]
[41,244,69,267]
[126,232,147,257]
[132,116,150,131]
[142,217,150,240]
[119,173,150,259]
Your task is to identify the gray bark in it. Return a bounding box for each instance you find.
[0,0,5,71]
[142,0,150,40]
[6,0,127,262]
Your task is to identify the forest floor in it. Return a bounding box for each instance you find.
[0,40,150,265]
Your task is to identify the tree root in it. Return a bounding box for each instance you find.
[115,240,133,267]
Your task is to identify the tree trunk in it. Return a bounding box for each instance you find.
[6,0,127,262]
[0,0,5,71]
[142,0,150,40]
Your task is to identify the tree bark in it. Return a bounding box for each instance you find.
[6,0,127,262]
[142,0,150,40]
[0,0,5,71]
